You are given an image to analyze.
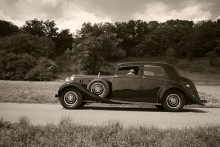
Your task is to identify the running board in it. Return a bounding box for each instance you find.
[109,99,160,105]
[83,99,160,105]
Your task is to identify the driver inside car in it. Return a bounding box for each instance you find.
[127,69,135,75]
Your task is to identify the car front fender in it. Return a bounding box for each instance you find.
[56,82,113,103]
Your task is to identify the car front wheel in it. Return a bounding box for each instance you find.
[60,88,82,109]
[163,90,185,112]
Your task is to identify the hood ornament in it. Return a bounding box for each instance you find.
[98,72,100,78]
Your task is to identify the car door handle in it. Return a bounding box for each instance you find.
[142,76,146,79]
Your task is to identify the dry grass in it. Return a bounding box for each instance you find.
[1,116,220,147]
[179,70,220,84]
[0,80,62,103]
[196,85,220,108]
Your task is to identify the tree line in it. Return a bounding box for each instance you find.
[0,19,220,80]
[68,19,220,74]
[0,19,72,80]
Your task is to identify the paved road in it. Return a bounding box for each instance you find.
[0,103,220,128]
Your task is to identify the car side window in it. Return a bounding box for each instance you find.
[117,66,140,76]
[144,65,165,77]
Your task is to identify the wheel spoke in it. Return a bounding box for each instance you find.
[166,94,181,108]
[64,91,78,106]
[91,82,105,97]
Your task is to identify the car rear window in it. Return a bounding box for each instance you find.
[144,65,165,77]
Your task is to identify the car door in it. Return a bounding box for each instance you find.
[141,65,166,102]
[111,66,142,101]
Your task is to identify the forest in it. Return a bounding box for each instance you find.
[0,18,220,81]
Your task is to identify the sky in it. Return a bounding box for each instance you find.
[0,0,220,33]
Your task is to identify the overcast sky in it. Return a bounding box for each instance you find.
[0,0,220,33]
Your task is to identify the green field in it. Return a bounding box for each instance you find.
[0,80,219,108]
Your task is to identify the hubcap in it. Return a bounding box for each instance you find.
[166,94,181,108]
[91,82,105,97]
[64,91,78,106]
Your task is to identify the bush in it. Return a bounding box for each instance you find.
[206,51,219,66]
[0,53,58,81]
[0,53,36,80]
[189,65,205,73]
[176,60,191,71]
[25,57,58,81]
[166,56,178,64]
[0,33,55,58]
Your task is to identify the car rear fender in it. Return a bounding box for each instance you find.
[57,82,111,102]
[158,84,204,105]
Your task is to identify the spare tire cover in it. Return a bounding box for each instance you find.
[87,79,109,98]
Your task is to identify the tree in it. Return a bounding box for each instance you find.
[0,33,55,58]
[163,19,194,27]
[115,21,138,55]
[0,20,20,37]
[22,19,45,37]
[22,19,59,37]
[71,32,124,74]
[55,29,73,55]
[72,34,105,74]
[135,37,160,56]
[44,20,59,37]
[148,21,160,31]
[184,20,219,58]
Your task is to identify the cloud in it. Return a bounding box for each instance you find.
[0,0,113,33]
[0,9,24,26]
[40,0,60,7]
[133,1,212,22]
[56,2,113,33]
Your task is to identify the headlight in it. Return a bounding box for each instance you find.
[70,76,75,81]
[66,77,70,82]
[66,75,75,82]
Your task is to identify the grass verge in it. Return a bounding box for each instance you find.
[1,116,220,147]
[0,80,61,103]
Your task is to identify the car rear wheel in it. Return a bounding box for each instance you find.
[60,88,82,109]
[87,79,109,98]
[163,90,185,112]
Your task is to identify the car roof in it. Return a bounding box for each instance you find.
[118,62,174,68]
[117,62,182,81]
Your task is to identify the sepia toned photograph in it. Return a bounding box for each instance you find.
[0,0,220,146]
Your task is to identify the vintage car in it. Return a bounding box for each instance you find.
[55,62,207,112]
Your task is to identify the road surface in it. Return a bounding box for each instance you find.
[0,103,220,128]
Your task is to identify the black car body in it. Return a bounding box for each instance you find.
[55,62,207,111]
